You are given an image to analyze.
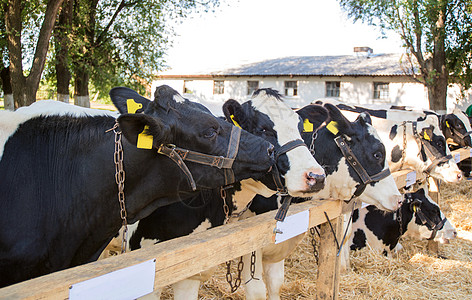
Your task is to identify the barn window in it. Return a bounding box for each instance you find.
[183,80,194,94]
[247,81,259,95]
[213,80,225,94]
[373,82,389,100]
[284,81,298,96]
[325,81,340,97]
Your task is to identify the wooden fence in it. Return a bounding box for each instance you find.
[1,148,470,299]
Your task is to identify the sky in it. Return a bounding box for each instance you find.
[162,0,405,74]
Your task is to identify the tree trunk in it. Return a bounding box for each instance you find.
[429,1,448,113]
[74,66,90,107]
[6,0,64,108]
[55,0,73,103]
[0,66,14,110]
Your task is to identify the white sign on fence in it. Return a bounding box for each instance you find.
[69,259,156,300]
[406,171,416,187]
[274,210,309,244]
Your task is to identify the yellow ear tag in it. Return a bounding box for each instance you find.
[446,121,450,128]
[230,114,242,129]
[303,119,314,132]
[413,205,418,213]
[423,131,431,141]
[326,121,339,135]
[127,99,143,114]
[137,125,153,149]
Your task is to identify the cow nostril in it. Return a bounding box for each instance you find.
[267,145,275,157]
[307,172,325,183]
[458,173,463,180]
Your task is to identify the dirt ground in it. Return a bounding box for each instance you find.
[158,180,472,299]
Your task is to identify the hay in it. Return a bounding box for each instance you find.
[161,181,472,299]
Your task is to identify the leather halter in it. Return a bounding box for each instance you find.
[406,194,447,240]
[158,125,242,190]
[410,121,453,174]
[450,127,472,140]
[334,135,391,202]
[270,139,308,221]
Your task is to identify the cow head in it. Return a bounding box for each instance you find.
[441,108,472,147]
[110,85,275,190]
[387,114,462,183]
[404,188,457,244]
[222,88,327,197]
[303,104,401,211]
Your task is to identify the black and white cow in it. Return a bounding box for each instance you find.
[316,100,463,183]
[347,187,456,261]
[389,106,472,148]
[0,85,276,287]
[103,88,329,299]
[239,103,402,300]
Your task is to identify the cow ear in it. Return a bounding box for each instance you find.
[323,103,355,136]
[223,99,245,128]
[356,112,372,126]
[153,85,185,111]
[420,127,434,141]
[296,104,329,133]
[109,87,151,114]
[117,114,170,149]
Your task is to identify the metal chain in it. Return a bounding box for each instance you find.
[225,256,244,293]
[221,188,230,224]
[309,226,320,264]
[309,131,318,156]
[399,121,408,171]
[111,123,128,254]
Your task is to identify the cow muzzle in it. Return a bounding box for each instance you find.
[306,171,325,192]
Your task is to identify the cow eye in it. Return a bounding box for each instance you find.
[203,128,218,139]
[373,151,383,160]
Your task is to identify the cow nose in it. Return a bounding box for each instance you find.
[457,172,463,181]
[307,172,325,192]
[453,231,458,238]
[394,194,403,210]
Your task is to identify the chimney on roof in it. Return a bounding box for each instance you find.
[354,47,373,54]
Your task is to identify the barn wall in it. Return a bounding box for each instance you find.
[152,76,469,113]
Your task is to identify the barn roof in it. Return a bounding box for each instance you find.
[210,53,414,77]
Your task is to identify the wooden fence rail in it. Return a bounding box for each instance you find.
[0,199,344,299]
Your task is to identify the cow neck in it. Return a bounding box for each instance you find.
[107,122,243,251]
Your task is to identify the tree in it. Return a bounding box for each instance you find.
[0,1,13,110]
[339,0,472,112]
[5,0,64,108]
[50,0,220,107]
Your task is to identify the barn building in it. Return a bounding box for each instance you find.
[152,48,471,115]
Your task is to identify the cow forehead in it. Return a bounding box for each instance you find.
[251,92,301,144]
[366,123,382,142]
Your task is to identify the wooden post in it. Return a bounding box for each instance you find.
[427,176,440,254]
[315,215,343,300]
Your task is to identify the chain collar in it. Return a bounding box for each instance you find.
[107,122,129,254]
